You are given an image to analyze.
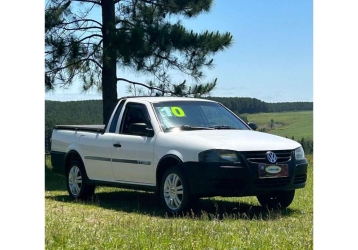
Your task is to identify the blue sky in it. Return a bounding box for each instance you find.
[45,0,313,103]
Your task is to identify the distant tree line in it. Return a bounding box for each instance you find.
[45,98,313,153]
[45,100,103,152]
[206,97,312,114]
[266,102,313,113]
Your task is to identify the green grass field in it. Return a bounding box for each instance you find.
[245,111,313,140]
[45,154,313,249]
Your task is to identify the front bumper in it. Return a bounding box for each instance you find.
[182,159,308,197]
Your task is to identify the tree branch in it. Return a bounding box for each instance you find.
[117,77,175,95]
[78,34,103,43]
[88,58,103,69]
[62,18,102,27]
[152,52,192,75]
[46,54,102,74]
[63,26,102,31]
[71,0,101,5]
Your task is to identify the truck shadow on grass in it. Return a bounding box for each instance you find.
[45,165,297,220]
[47,189,297,221]
[45,164,67,192]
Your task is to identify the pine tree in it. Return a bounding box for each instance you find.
[45,0,233,123]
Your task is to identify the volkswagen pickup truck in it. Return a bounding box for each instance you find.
[50,96,308,214]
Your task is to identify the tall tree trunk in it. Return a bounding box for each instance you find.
[101,0,118,124]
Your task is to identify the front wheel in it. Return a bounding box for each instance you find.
[66,159,95,200]
[257,190,295,209]
[160,165,192,215]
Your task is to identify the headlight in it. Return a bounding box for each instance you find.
[199,150,239,162]
[295,147,306,160]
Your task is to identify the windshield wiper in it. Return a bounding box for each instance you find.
[165,125,214,131]
[209,125,239,130]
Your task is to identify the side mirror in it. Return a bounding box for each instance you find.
[247,122,257,131]
[129,123,154,137]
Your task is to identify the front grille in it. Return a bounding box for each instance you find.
[254,177,290,188]
[240,150,292,164]
[214,178,245,190]
[294,174,307,184]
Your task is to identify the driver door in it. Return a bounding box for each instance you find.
[111,102,156,185]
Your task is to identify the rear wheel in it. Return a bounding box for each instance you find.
[257,190,295,209]
[66,159,95,200]
[160,165,192,215]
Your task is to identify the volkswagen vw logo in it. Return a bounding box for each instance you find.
[266,151,277,163]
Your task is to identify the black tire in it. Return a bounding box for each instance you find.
[160,165,192,215]
[66,159,95,200]
[257,190,295,209]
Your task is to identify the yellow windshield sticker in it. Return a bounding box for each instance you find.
[170,106,185,117]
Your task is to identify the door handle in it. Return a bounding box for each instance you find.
[113,142,121,148]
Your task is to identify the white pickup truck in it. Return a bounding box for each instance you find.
[50,96,308,214]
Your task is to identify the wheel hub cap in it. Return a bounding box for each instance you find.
[68,165,82,196]
[163,173,184,210]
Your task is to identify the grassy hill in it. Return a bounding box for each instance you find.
[245,111,313,141]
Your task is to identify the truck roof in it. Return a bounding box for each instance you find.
[119,96,217,103]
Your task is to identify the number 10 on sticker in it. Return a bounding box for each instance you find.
[171,107,185,117]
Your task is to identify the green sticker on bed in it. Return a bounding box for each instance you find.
[171,107,185,117]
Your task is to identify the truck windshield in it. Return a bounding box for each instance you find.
[152,101,250,132]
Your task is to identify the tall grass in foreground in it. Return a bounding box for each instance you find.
[45,155,313,250]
